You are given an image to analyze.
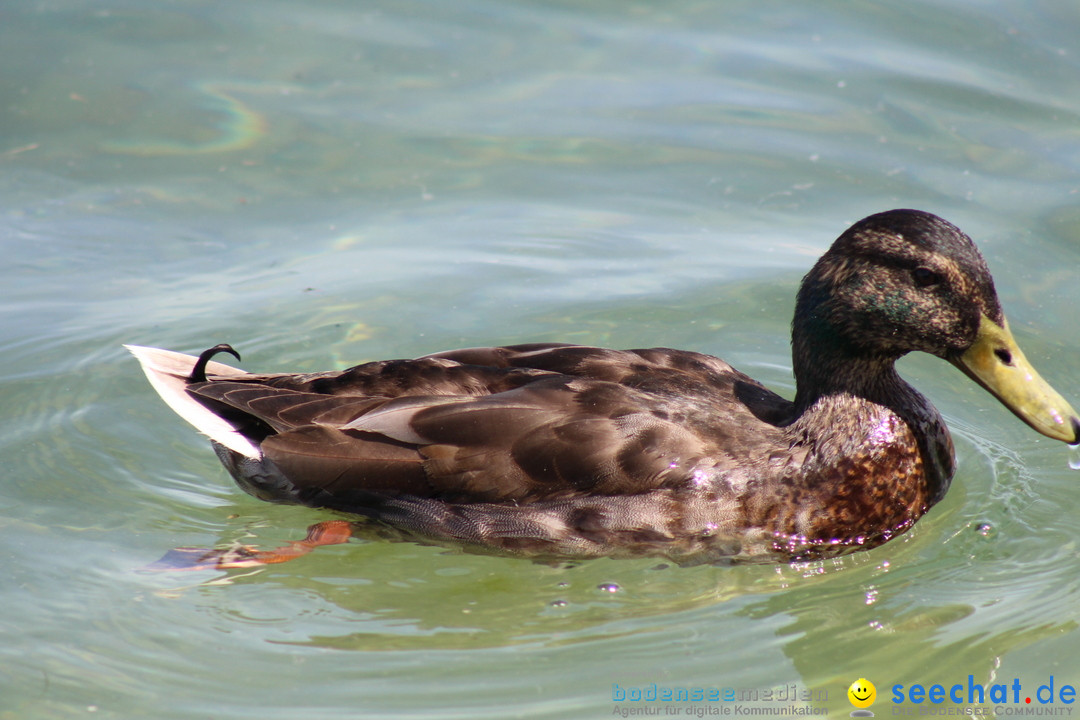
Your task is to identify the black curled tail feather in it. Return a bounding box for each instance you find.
[189,344,242,383]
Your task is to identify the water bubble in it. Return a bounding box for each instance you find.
[597,582,621,593]
[548,599,568,608]
[1069,443,1080,470]
[975,522,995,538]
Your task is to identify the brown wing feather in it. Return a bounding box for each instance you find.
[192,381,389,434]
[260,426,431,496]
[185,345,795,508]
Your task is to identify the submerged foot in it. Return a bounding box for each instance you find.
[143,520,354,571]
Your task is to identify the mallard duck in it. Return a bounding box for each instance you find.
[129,209,1079,568]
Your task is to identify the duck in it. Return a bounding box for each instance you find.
[129,209,1079,568]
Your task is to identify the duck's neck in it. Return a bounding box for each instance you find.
[791,318,909,413]
[790,318,955,499]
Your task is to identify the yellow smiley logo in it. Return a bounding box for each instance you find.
[848,678,876,708]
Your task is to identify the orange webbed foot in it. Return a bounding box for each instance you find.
[143,520,355,571]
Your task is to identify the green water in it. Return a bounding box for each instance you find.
[3,2,1080,718]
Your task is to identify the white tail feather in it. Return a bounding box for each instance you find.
[125,344,262,459]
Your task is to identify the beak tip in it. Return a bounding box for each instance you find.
[1070,417,1080,446]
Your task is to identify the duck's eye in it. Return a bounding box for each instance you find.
[912,267,941,288]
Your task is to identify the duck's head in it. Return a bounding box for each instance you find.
[793,208,1079,443]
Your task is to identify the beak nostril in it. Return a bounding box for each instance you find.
[993,347,1013,366]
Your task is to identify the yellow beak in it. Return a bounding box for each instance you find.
[950,315,1079,443]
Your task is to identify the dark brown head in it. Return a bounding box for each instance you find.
[795,209,1000,361]
[792,209,1078,442]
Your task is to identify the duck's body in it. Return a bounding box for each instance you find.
[130,210,1079,566]
[130,342,948,562]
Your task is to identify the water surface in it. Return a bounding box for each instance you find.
[3,2,1080,718]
